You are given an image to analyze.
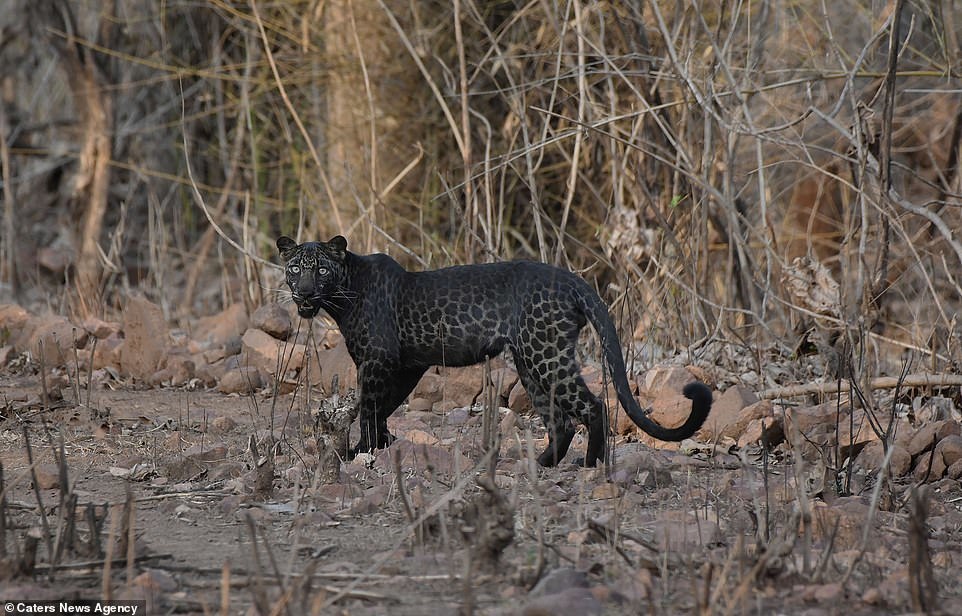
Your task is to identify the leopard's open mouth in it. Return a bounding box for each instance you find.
[296,302,321,319]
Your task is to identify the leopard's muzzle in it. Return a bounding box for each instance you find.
[292,295,323,319]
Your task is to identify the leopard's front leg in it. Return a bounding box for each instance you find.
[351,362,428,457]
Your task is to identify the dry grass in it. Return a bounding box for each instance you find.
[1,1,959,383]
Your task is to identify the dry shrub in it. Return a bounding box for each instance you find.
[0,0,959,375]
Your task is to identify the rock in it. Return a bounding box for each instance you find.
[412,371,445,404]
[120,296,168,380]
[854,442,912,476]
[37,243,72,274]
[647,389,702,439]
[907,420,961,458]
[33,464,62,490]
[0,303,31,334]
[529,568,589,596]
[241,327,305,377]
[91,333,123,370]
[737,415,785,449]
[193,304,249,348]
[948,459,962,480]
[608,393,643,436]
[183,442,228,462]
[163,443,229,482]
[610,450,673,488]
[641,364,699,394]
[407,397,434,413]
[628,366,707,440]
[443,407,471,426]
[810,497,871,550]
[210,415,237,434]
[25,315,86,367]
[507,380,533,414]
[82,317,121,339]
[499,409,519,434]
[150,356,195,387]
[489,367,519,401]
[441,365,484,407]
[913,451,946,482]
[784,402,880,458]
[701,386,761,440]
[169,357,195,386]
[315,341,358,393]
[591,482,621,500]
[194,362,222,388]
[522,588,603,616]
[217,367,264,394]
[251,302,293,340]
[915,396,958,423]
[935,434,962,469]
[404,429,440,446]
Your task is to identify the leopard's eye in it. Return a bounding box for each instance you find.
[317,266,329,276]
[290,265,300,274]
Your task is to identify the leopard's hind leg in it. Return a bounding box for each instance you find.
[512,356,576,467]
[513,312,609,467]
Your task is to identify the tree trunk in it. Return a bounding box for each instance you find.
[67,53,112,317]
[323,0,416,252]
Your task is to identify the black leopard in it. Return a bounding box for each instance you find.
[277,235,711,467]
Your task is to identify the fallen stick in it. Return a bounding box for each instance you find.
[759,373,962,399]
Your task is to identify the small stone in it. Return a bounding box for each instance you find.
[183,443,228,463]
[489,367,519,400]
[443,407,471,426]
[241,327,305,376]
[210,415,237,434]
[407,397,434,413]
[25,315,87,367]
[529,568,589,596]
[132,569,177,593]
[34,464,62,490]
[701,385,759,440]
[439,366,485,407]
[912,451,945,482]
[641,365,698,395]
[82,317,121,339]
[948,459,962,480]
[591,482,620,500]
[523,588,602,615]
[908,420,961,458]
[508,380,532,414]
[0,303,31,332]
[315,341,358,393]
[193,304,249,349]
[935,434,962,469]
[218,367,264,394]
[252,302,293,340]
[405,429,440,446]
[120,296,167,380]
[737,416,785,449]
[854,441,912,476]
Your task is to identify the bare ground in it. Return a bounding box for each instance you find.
[1,368,962,615]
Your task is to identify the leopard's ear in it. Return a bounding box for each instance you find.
[276,236,298,261]
[327,235,348,259]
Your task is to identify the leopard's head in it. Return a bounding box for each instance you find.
[276,235,348,319]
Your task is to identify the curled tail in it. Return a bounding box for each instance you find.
[581,292,711,441]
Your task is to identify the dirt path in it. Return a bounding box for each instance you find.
[2,373,962,614]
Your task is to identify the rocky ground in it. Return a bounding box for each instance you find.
[1,299,961,614]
